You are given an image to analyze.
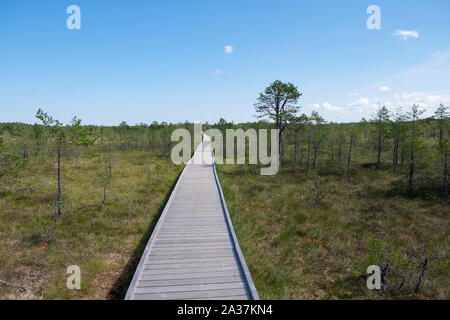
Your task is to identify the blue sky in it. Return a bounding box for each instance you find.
[1,0,449,125]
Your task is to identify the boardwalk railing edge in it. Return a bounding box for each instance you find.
[124,162,190,300]
[211,153,260,300]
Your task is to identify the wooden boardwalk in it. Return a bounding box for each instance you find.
[125,135,259,300]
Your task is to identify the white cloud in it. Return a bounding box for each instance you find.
[378,86,391,92]
[346,52,450,119]
[355,91,450,118]
[397,91,449,108]
[224,45,233,54]
[347,97,379,113]
[392,29,419,40]
[322,102,341,112]
[348,97,370,107]
[212,69,223,75]
[348,92,359,97]
[309,102,347,114]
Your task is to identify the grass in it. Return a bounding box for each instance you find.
[1,142,448,300]
[0,149,182,299]
[216,158,449,300]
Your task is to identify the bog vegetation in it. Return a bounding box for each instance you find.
[0,113,192,299]
[214,81,449,299]
[0,82,448,299]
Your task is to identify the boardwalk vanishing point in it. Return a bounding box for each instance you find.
[125,134,259,300]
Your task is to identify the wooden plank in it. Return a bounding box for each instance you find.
[145,255,236,265]
[151,244,233,249]
[153,239,232,245]
[133,288,249,300]
[149,249,234,255]
[147,254,235,260]
[144,260,238,270]
[192,295,249,300]
[139,270,243,281]
[158,226,227,230]
[149,247,234,253]
[134,282,247,294]
[146,257,237,265]
[161,221,226,226]
[147,255,236,261]
[155,235,229,239]
[137,276,243,287]
[155,231,229,235]
[141,265,240,275]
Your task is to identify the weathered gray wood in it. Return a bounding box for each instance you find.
[139,270,243,281]
[133,288,250,300]
[192,295,250,300]
[152,244,233,249]
[134,282,247,295]
[148,255,236,261]
[148,257,237,264]
[148,253,235,260]
[141,266,240,275]
[144,260,239,270]
[149,247,233,253]
[125,135,259,300]
[137,276,243,287]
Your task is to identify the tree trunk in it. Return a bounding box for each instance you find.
[408,151,415,194]
[338,143,342,164]
[306,135,311,174]
[294,134,298,170]
[330,142,334,161]
[102,181,107,206]
[443,148,448,197]
[278,130,283,172]
[108,143,112,174]
[393,133,399,167]
[147,136,151,151]
[314,180,320,204]
[347,135,353,176]
[57,143,62,216]
[300,148,304,167]
[401,146,405,165]
[102,143,113,207]
[377,134,382,168]
[312,145,318,170]
[415,258,429,294]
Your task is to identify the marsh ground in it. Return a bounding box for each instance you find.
[0,147,448,300]
[0,150,182,299]
[217,162,449,299]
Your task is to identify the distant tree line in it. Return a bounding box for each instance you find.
[210,81,449,198]
[0,110,196,216]
[0,92,448,215]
